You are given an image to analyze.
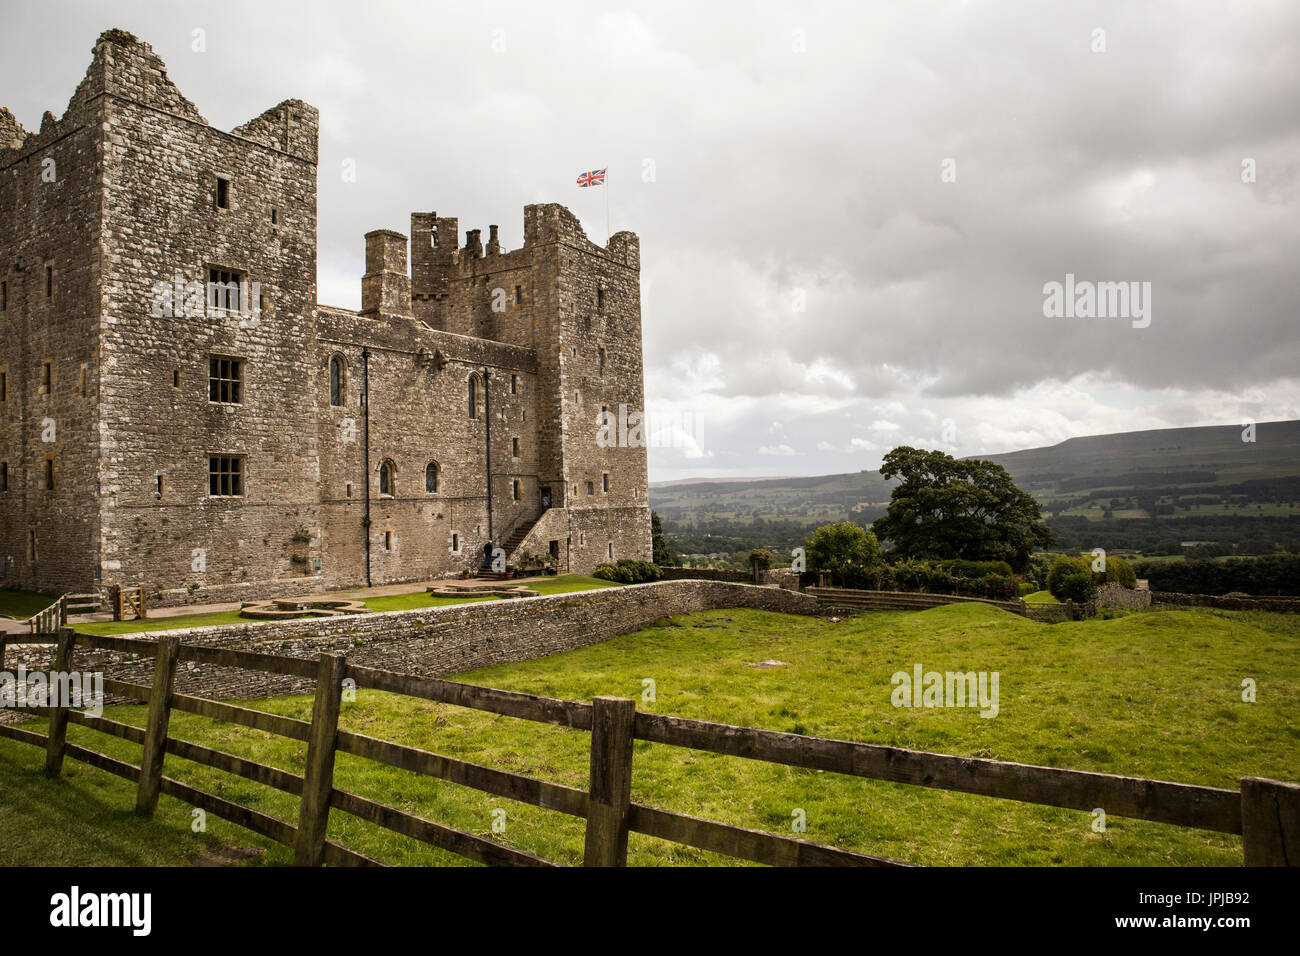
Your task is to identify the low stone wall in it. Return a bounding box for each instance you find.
[1153,591,1300,613]
[1095,583,1152,610]
[5,581,819,705]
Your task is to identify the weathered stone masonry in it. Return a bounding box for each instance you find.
[0,30,651,604]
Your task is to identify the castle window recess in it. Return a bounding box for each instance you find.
[512,437,519,458]
[208,267,246,313]
[514,285,523,305]
[1,462,8,492]
[451,533,459,552]
[603,473,610,493]
[155,475,164,498]
[329,355,345,406]
[510,374,518,395]
[270,207,278,225]
[512,480,521,501]
[208,456,243,497]
[43,458,55,492]
[40,362,52,395]
[0,280,6,310]
[208,356,242,403]
[468,377,478,419]
[384,531,393,551]
[172,370,180,389]
[45,266,53,299]
[215,176,230,210]
[425,461,439,493]
[586,481,594,496]
[0,371,6,401]
[379,460,395,496]
[345,482,352,498]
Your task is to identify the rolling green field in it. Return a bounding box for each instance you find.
[2,602,1296,867]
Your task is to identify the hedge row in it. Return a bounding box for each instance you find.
[1132,554,1300,596]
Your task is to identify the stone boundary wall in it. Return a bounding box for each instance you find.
[4,581,819,706]
[1153,591,1300,613]
[1096,583,1153,610]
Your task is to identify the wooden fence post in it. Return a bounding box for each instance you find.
[583,695,636,867]
[295,653,346,866]
[43,626,77,776]
[136,635,180,815]
[1241,777,1300,866]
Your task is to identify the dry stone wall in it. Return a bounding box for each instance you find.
[4,581,818,703]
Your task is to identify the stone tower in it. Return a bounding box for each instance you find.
[0,29,650,603]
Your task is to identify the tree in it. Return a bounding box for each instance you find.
[748,548,773,575]
[871,446,1054,572]
[650,511,676,566]
[804,522,883,587]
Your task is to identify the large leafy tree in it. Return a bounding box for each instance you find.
[804,521,883,587]
[871,446,1053,571]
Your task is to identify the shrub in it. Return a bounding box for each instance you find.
[1056,571,1098,603]
[748,548,773,573]
[594,559,663,584]
[1047,556,1092,600]
[1096,555,1137,589]
[935,559,1014,579]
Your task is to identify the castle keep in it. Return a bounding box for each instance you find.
[0,30,652,603]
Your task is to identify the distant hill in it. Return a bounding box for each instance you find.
[651,420,1300,559]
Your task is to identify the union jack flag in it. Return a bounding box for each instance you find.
[576,168,607,187]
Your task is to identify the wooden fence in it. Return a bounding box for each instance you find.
[24,595,66,638]
[0,628,1296,866]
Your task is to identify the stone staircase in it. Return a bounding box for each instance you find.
[502,516,539,559]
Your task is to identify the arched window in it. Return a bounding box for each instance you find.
[329,355,345,406]
[379,460,395,496]
[468,375,478,419]
[425,461,439,494]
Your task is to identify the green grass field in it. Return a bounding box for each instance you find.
[0,588,57,620]
[2,602,1296,867]
[75,575,619,635]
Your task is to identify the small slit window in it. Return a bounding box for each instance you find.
[425,461,439,494]
[379,460,395,496]
[216,176,230,209]
[329,355,345,406]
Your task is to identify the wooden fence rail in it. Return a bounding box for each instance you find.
[0,627,1295,866]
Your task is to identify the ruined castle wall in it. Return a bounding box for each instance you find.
[91,36,323,600]
[0,80,106,593]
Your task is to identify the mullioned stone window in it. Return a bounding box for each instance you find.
[208,456,244,497]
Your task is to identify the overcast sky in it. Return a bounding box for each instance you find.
[6,1,1298,481]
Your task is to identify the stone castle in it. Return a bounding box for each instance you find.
[0,30,651,604]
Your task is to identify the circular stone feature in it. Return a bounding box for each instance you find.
[238,598,372,620]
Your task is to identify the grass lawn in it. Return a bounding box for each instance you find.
[75,575,619,635]
[2,602,1295,866]
[0,588,58,620]
[1024,590,1060,604]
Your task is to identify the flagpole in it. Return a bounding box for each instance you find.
[605,167,610,245]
